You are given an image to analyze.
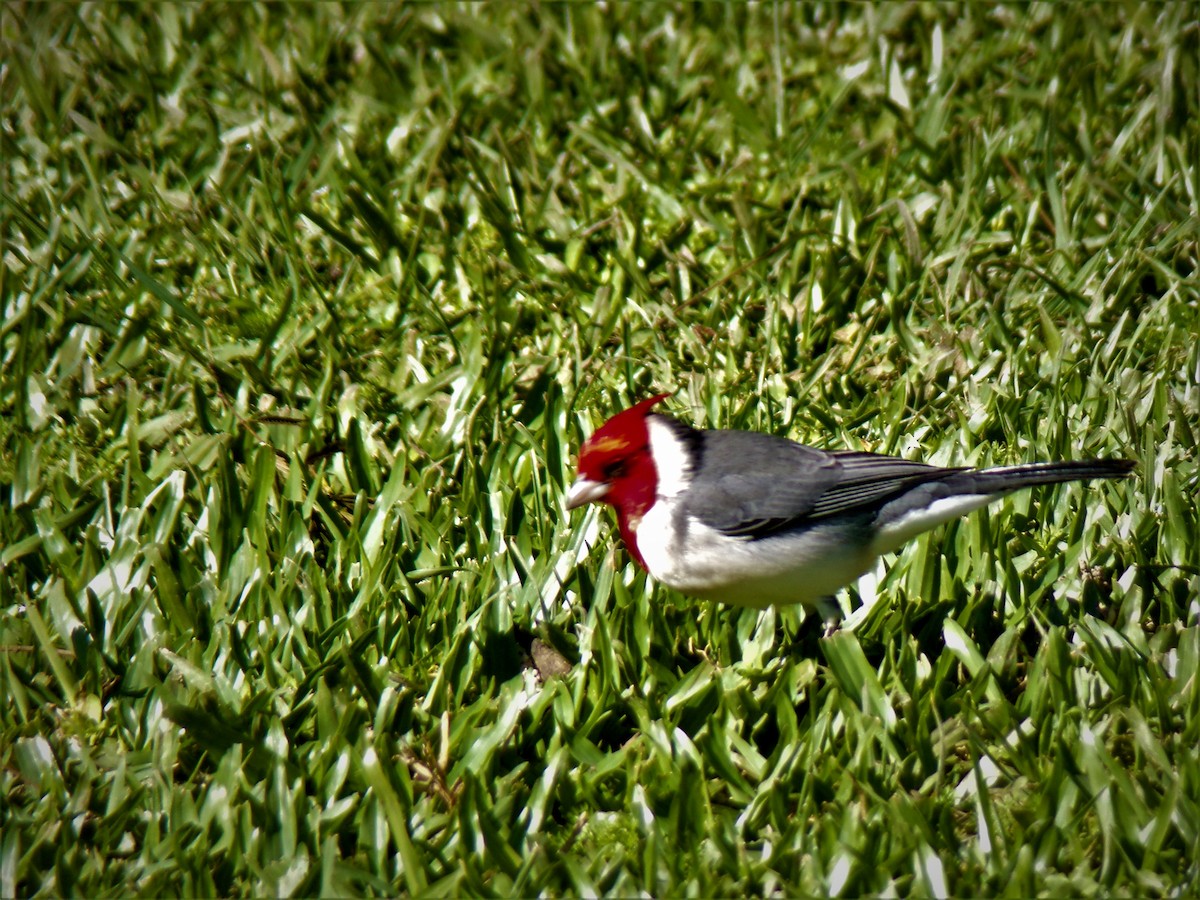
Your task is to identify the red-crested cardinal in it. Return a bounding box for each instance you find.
[566,395,1133,609]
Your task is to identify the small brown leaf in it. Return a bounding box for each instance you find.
[531,639,571,679]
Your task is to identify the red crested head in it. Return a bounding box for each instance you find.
[566,394,670,569]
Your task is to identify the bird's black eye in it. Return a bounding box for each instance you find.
[603,460,627,480]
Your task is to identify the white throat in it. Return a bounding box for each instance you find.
[646,416,693,500]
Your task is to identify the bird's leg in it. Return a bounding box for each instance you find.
[816,596,843,637]
[686,635,713,664]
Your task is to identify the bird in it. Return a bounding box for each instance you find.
[566,394,1133,610]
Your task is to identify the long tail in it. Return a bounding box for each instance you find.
[871,458,1134,553]
[945,458,1136,495]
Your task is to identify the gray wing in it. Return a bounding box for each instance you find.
[681,429,961,538]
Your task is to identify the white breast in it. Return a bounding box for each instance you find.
[635,500,877,608]
[634,418,876,608]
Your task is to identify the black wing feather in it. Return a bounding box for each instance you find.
[808,451,966,518]
[678,429,958,539]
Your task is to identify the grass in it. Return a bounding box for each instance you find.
[2,2,1198,896]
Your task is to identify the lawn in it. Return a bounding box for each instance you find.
[2,3,1198,896]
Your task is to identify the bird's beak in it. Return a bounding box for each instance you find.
[566,477,610,510]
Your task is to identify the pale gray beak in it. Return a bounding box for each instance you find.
[566,478,610,510]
